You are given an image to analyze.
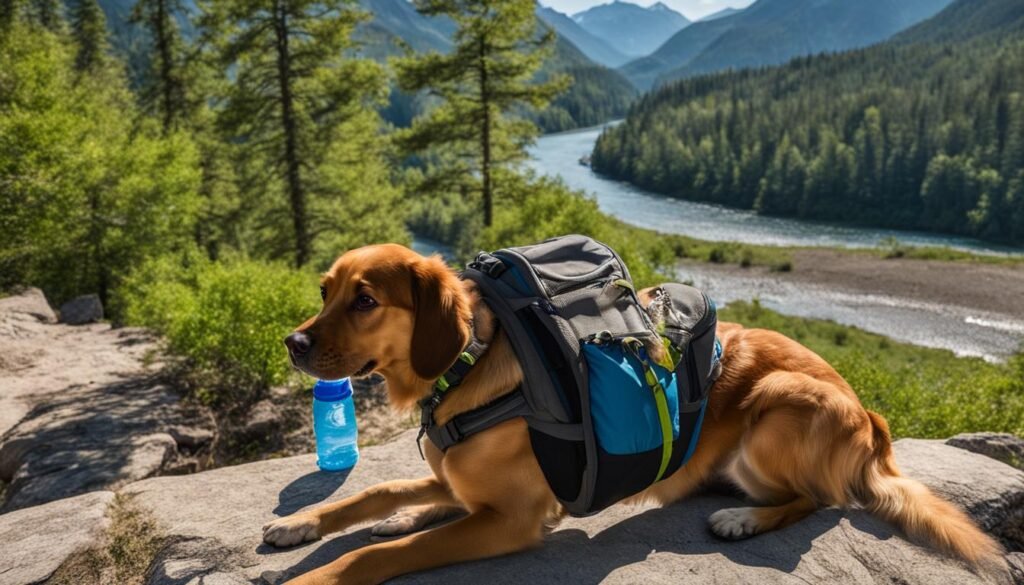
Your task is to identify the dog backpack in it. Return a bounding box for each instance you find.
[420,235,722,516]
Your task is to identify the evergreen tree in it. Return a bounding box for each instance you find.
[33,0,63,32]
[395,0,568,227]
[202,0,400,267]
[70,0,108,72]
[131,0,189,132]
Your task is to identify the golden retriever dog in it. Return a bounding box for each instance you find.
[266,243,1005,585]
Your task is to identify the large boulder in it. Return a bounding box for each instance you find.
[948,432,1024,471]
[0,490,114,585]
[58,293,104,325]
[0,287,57,324]
[122,430,1024,585]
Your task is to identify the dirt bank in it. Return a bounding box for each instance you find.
[788,250,1024,317]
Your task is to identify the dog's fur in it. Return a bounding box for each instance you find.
[266,244,1006,585]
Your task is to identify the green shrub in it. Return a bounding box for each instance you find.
[739,248,754,268]
[708,246,727,264]
[118,252,319,404]
[720,302,1024,438]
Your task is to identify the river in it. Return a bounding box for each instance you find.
[526,124,1024,255]
[523,124,1024,360]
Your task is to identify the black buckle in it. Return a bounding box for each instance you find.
[470,253,507,278]
[440,421,463,446]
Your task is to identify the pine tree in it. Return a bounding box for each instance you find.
[202,0,394,267]
[395,0,568,227]
[33,0,63,32]
[70,0,108,72]
[1,0,26,29]
[131,0,189,132]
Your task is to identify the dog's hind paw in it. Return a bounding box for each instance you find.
[263,513,321,547]
[708,507,760,540]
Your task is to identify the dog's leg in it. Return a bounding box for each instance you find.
[709,496,817,540]
[284,506,546,585]
[370,504,464,539]
[263,477,457,547]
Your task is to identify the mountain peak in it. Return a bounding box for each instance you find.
[648,2,673,11]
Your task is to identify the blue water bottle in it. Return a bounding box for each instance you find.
[312,378,359,471]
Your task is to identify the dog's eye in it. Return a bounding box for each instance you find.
[319,285,327,301]
[354,294,377,311]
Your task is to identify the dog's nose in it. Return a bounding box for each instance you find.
[284,332,312,356]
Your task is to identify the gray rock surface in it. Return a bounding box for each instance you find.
[949,432,1024,470]
[0,288,56,324]
[0,289,215,512]
[123,430,1024,585]
[0,490,114,585]
[58,293,104,325]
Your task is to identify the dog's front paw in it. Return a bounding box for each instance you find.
[708,507,760,540]
[263,513,321,547]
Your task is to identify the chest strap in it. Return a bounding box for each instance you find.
[423,388,531,453]
[417,325,529,457]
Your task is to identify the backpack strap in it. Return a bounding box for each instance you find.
[424,388,531,453]
[416,323,530,457]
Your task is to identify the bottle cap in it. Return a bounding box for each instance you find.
[313,378,352,401]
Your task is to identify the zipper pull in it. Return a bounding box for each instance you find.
[535,299,557,315]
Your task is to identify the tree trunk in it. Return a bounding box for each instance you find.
[272,0,310,267]
[478,36,493,228]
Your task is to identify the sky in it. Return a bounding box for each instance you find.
[539,0,755,21]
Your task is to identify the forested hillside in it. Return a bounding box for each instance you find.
[621,0,952,90]
[594,0,1024,245]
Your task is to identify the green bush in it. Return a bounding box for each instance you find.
[118,252,320,404]
[720,302,1024,438]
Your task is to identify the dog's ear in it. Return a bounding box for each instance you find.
[410,255,470,381]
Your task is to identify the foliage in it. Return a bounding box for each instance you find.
[0,22,202,305]
[721,301,1024,438]
[394,0,568,227]
[118,252,320,403]
[594,1,1024,246]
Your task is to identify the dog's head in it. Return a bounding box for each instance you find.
[285,244,471,399]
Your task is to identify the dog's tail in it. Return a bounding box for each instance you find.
[858,411,1006,573]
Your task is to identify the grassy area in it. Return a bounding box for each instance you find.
[720,301,1024,439]
[49,494,164,585]
[614,220,1022,277]
[656,229,794,272]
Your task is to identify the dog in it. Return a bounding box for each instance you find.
[266,243,1006,585]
